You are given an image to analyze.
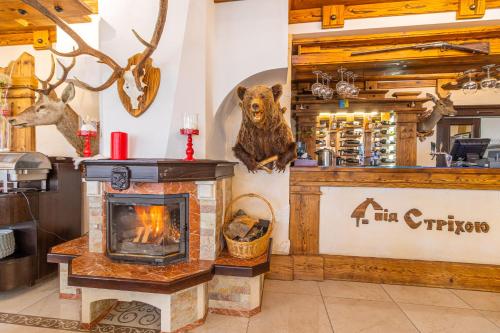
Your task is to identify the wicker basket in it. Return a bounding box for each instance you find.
[0,230,15,259]
[223,193,274,259]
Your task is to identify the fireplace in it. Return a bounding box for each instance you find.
[106,193,189,265]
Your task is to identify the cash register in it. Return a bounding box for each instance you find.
[450,138,491,167]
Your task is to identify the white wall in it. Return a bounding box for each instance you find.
[210,0,290,254]
[482,117,500,145]
[0,19,100,157]
[99,0,191,158]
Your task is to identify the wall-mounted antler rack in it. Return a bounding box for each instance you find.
[21,0,169,117]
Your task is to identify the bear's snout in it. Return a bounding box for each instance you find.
[251,102,260,111]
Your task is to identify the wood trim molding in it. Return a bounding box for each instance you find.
[289,0,500,26]
[268,254,500,292]
[454,105,500,117]
[290,167,500,190]
[289,186,322,255]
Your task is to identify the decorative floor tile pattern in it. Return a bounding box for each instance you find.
[101,301,161,330]
[1,277,500,332]
[0,312,160,333]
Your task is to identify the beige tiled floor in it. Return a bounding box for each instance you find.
[1,278,500,333]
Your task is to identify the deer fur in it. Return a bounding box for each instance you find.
[417,93,457,141]
[8,84,99,157]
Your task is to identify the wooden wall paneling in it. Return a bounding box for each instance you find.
[322,5,344,29]
[289,185,322,255]
[289,0,500,25]
[366,80,437,90]
[267,254,500,292]
[6,53,36,152]
[293,25,500,49]
[323,255,500,292]
[395,111,418,166]
[291,167,500,190]
[293,255,324,281]
[267,254,294,280]
[457,0,487,19]
[0,28,56,48]
[454,105,500,117]
[293,39,500,66]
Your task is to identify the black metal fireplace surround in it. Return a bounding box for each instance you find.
[106,193,189,265]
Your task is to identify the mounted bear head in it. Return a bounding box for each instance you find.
[237,84,284,129]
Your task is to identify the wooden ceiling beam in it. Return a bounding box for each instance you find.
[0,0,97,47]
[292,25,500,82]
[0,26,56,47]
[289,0,500,27]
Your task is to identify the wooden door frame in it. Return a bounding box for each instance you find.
[436,117,481,153]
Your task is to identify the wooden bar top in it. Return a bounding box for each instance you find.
[290,166,500,190]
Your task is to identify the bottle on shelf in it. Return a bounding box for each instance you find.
[343,139,361,145]
[381,157,396,164]
[345,157,360,164]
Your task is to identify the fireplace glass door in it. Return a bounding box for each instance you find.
[107,194,188,265]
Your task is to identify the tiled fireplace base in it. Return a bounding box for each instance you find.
[208,275,264,317]
[81,284,208,333]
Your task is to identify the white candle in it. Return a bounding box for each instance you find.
[183,113,198,130]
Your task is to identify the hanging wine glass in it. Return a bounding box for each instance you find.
[462,69,478,95]
[336,67,349,97]
[345,71,356,97]
[481,64,497,90]
[319,73,328,98]
[311,70,323,96]
[323,75,334,100]
[350,73,360,98]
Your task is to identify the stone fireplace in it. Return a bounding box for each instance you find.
[78,159,235,332]
[47,159,271,333]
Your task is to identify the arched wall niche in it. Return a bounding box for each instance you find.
[207,67,292,254]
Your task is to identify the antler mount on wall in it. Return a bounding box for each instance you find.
[22,0,168,118]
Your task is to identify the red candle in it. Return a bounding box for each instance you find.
[111,132,128,160]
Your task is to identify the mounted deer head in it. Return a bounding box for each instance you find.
[22,0,168,117]
[8,56,99,157]
[417,93,457,141]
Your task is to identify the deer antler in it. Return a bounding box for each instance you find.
[30,54,76,96]
[22,0,168,93]
[131,0,169,91]
[22,0,124,91]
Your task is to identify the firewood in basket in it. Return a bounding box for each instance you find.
[238,219,269,242]
[226,215,258,239]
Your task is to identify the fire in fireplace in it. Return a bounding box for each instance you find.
[106,194,188,265]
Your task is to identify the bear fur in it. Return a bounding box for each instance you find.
[233,84,297,172]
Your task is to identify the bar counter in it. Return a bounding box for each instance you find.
[291,166,500,190]
[287,165,500,291]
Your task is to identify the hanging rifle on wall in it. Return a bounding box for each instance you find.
[351,42,490,56]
